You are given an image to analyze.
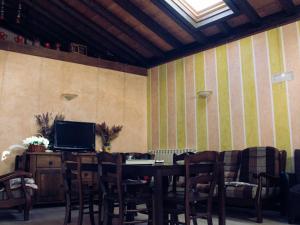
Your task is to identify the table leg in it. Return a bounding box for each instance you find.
[153,169,163,225]
[218,163,226,225]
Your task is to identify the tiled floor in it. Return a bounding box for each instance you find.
[0,206,292,225]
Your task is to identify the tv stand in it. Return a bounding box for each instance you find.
[18,151,96,205]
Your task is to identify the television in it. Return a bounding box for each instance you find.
[53,120,95,151]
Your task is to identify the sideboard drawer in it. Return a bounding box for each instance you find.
[37,156,61,168]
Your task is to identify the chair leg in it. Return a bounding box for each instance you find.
[185,207,190,225]
[77,195,84,225]
[103,200,109,225]
[207,215,213,225]
[89,193,95,225]
[255,200,263,223]
[288,195,296,224]
[64,194,71,225]
[98,194,103,225]
[23,191,31,221]
[23,204,30,221]
[192,218,198,225]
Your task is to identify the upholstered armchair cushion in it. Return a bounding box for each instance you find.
[225,181,280,199]
[239,146,281,186]
[0,177,37,201]
[220,150,241,183]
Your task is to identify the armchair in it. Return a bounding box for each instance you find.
[0,170,36,220]
[288,149,300,223]
[224,147,286,223]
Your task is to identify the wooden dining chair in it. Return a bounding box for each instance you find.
[164,151,219,225]
[61,152,98,225]
[172,152,195,193]
[97,152,152,225]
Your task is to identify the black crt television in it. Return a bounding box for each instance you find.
[53,120,96,152]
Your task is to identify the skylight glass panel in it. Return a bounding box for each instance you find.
[166,0,232,28]
[184,0,224,12]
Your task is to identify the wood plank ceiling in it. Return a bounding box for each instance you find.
[1,0,300,68]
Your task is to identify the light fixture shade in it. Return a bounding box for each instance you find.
[197,90,212,98]
[272,71,294,84]
[61,93,78,101]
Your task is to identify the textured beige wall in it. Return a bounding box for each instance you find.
[0,50,147,175]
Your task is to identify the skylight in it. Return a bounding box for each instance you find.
[183,0,224,13]
[165,0,234,28]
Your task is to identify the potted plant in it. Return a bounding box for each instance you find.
[95,122,123,152]
[35,112,65,149]
[23,136,50,152]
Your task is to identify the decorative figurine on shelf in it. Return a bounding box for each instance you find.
[55,42,61,50]
[14,35,24,44]
[44,42,50,48]
[33,39,40,47]
[0,31,7,40]
[70,42,87,55]
[95,122,123,152]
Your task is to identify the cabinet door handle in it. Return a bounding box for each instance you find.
[49,161,53,166]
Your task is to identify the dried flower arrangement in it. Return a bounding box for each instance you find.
[95,122,123,150]
[35,112,65,148]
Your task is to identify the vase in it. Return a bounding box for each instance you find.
[102,144,111,152]
[28,144,46,152]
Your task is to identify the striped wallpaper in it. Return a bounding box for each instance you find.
[148,21,300,169]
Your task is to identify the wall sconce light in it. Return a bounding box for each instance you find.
[197,90,212,98]
[272,71,294,84]
[61,93,78,101]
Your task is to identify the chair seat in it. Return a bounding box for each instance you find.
[0,177,37,201]
[0,187,34,201]
[225,181,279,199]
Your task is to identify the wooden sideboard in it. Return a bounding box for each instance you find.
[19,152,96,205]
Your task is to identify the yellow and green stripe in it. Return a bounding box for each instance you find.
[147,70,152,150]
[195,53,207,150]
[159,64,168,149]
[267,28,291,158]
[216,45,232,150]
[176,59,186,149]
[240,37,259,146]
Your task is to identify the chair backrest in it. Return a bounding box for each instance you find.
[219,150,241,182]
[239,146,282,185]
[61,152,81,197]
[173,152,195,164]
[97,152,123,199]
[184,151,219,202]
[171,152,195,192]
[294,150,300,183]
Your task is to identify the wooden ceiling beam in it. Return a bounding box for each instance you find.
[217,22,232,36]
[151,0,207,44]
[279,0,296,15]
[81,0,164,58]
[22,0,113,60]
[51,0,147,66]
[114,0,183,48]
[233,0,261,25]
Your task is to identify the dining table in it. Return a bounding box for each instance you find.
[81,158,225,225]
[120,162,226,225]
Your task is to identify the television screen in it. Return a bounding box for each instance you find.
[54,120,95,151]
